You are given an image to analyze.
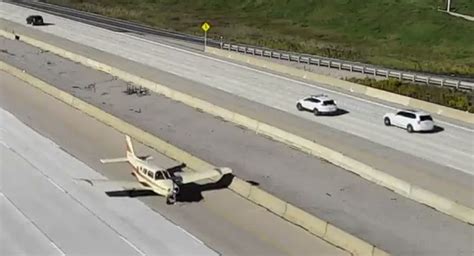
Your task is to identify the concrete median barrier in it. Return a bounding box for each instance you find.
[207,47,473,124]
[324,224,375,256]
[283,204,328,238]
[410,186,474,224]
[408,98,474,124]
[2,30,472,226]
[248,186,287,216]
[1,60,386,255]
[365,87,410,106]
[228,177,252,198]
[373,247,391,256]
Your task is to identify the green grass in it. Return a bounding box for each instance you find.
[43,0,474,77]
[452,0,474,16]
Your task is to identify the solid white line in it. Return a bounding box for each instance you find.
[49,241,66,256]
[0,140,10,149]
[119,235,146,256]
[176,225,204,245]
[1,192,66,256]
[118,32,473,133]
[47,178,66,193]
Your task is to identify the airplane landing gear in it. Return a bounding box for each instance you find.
[166,184,179,205]
[166,193,177,205]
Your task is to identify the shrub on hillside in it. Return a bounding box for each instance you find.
[347,78,474,113]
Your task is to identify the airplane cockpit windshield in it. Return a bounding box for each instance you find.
[155,170,171,180]
[155,171,164,180]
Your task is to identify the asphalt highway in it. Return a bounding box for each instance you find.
[0,2,472,176]
[1,37,473,255]
[0,70,347,256]
[0,107,217,256]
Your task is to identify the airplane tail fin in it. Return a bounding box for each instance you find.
[126,135,136,157]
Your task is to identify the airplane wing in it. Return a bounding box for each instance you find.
[75,178,147,191]
[175,167,232,184]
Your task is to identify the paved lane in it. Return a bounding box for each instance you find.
[1,38,473,255]
[0,193,63,256]
[0,107,217,256]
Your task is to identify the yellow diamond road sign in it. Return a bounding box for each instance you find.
[201,22,211,32]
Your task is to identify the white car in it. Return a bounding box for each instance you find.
[383,109,435,133]
[296,94,338,115]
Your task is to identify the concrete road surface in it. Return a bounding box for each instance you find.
[1,39,473,256]
[0,111,217,256]
[0,71,348,256]
[0,2,472,176]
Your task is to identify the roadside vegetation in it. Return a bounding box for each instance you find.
[452,0,474,16]
[347,78,474,113]
[44,0,474,77]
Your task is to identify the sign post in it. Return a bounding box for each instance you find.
[201,22,211,50]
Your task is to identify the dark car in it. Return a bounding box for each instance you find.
[26,15,44,26]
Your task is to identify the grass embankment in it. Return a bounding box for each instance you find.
[347,78,474,113]
[452,0,474,16]
[44,0,474,77]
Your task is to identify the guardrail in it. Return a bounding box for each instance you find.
[10,0,474,91]
[221,43,474,91]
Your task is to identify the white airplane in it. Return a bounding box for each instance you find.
[94,135,232,204]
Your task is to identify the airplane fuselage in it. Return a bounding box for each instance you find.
[128,151,174,197]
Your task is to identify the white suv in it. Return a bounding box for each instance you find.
[296,94,338,115]
[383,109,435,133]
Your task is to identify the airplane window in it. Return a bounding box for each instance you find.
[147,171,153,179]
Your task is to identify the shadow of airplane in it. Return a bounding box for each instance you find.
[106,189,158,198]
[175,173,234,203]
[34,23,55,26]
